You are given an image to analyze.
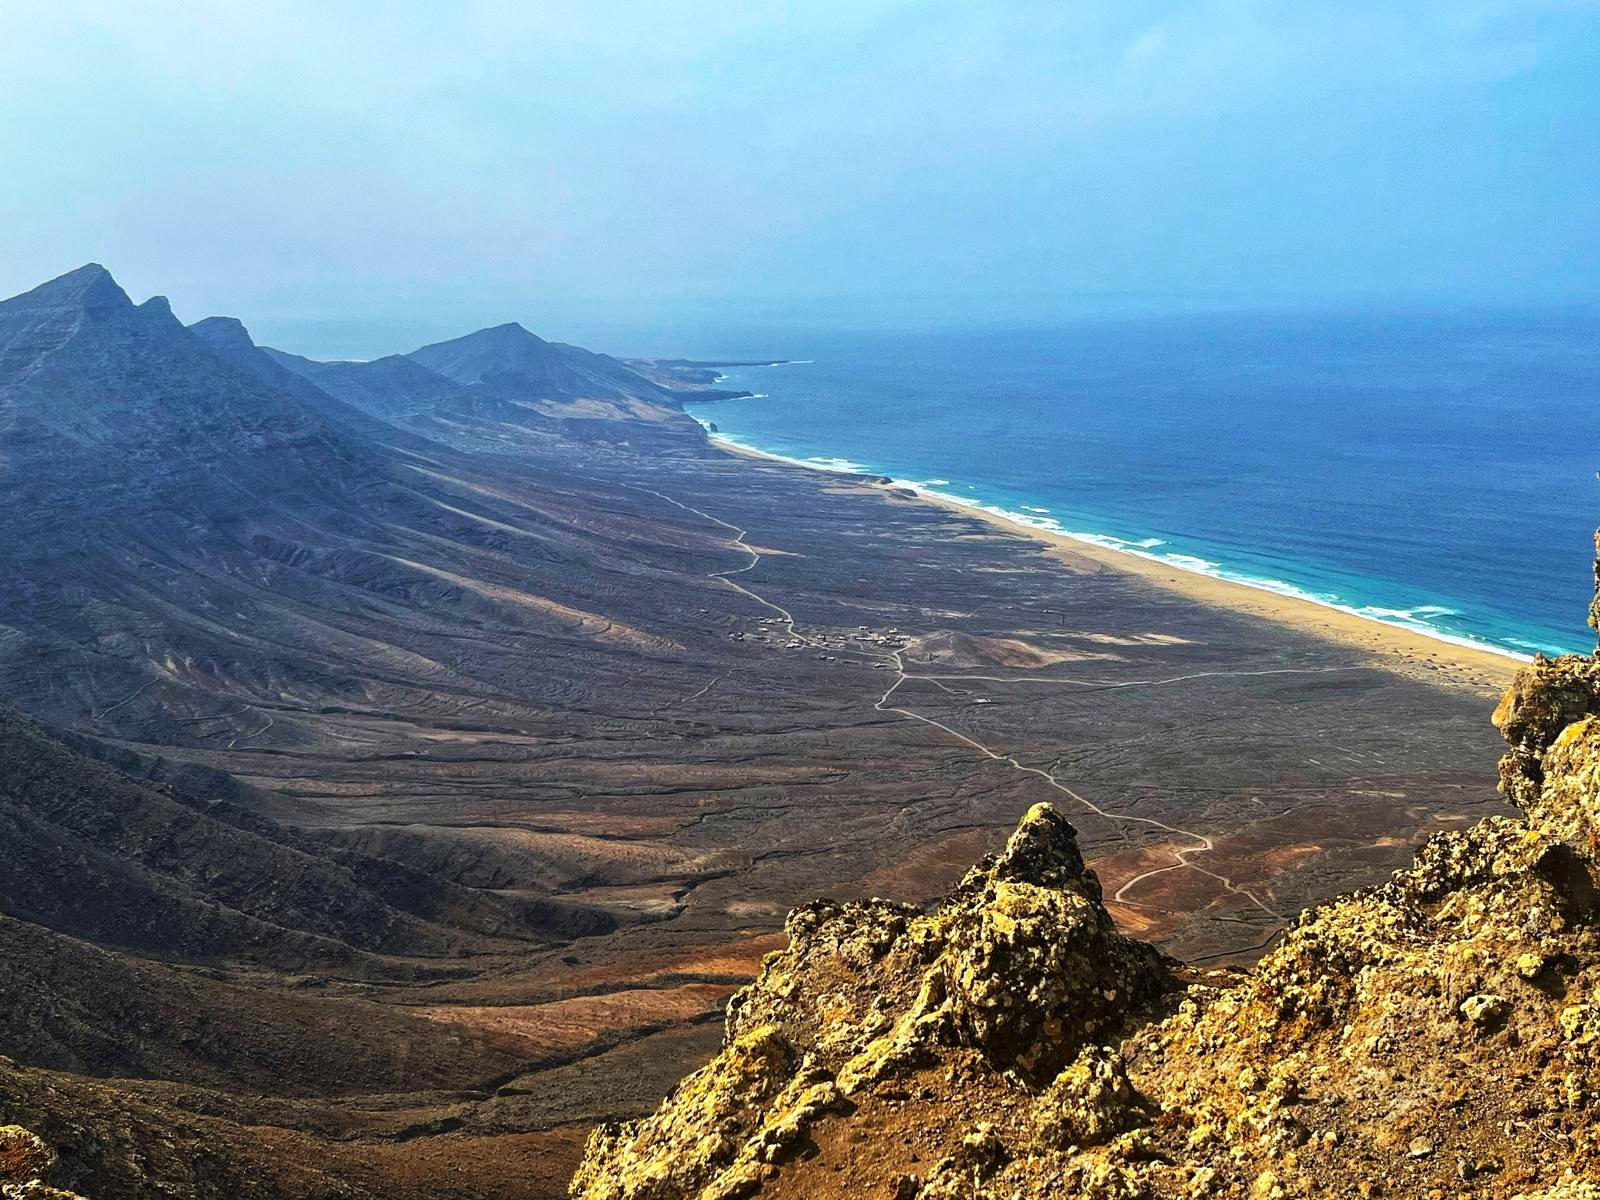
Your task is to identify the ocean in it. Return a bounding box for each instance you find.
[682,311,1600,660]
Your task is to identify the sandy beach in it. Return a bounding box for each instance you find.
[716,438,1523,696]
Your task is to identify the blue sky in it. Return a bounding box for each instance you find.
[1,2,1596,354]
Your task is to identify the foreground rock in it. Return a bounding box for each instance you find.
[0,1126,84,1199]
[572,588,1600,1197]
[571,802,1170,1200]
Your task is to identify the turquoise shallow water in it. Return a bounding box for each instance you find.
[683,312,1600,660]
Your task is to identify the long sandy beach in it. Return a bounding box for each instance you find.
[715,437,1522,696]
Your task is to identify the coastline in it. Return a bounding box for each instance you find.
[709,435,1522,693]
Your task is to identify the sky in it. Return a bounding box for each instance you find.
[1,1,1597,356]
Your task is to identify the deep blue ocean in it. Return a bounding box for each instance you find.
[683,311,1600,659]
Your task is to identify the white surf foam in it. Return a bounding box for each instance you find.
[805,455,872,472]
[697,429,1537,662]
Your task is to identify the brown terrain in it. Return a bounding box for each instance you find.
[569,630,1600,1200]
[0,266,1524,1198]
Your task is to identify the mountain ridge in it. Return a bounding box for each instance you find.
[252,314,711,452]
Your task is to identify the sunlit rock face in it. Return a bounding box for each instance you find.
[0,1125,87,1199]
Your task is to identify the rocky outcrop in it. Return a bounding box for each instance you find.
[571,559,1600,1198]
[0,1126,85,1199]
[570,803,1172,1200]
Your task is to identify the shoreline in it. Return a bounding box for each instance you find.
[707,434,1523,692]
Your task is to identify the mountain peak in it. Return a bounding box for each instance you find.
[188,315,258,355]
[405,321,557,386]
[58,262,112,282]
[2,263,132,314]
[476,320,548,348]
[0,266,140,379]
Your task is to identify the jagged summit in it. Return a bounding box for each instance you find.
[188,313,258,354]
[571,800,1172,1198]
[0,266,394,499]
[0,263,707,454]
[978,800,1090,888]
[2,263,129,313]
[187,310,439,447]
[0,265,134,380]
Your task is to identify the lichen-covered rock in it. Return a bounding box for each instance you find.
[1529,716,1600,857]
[574,769,1600,1197]
[0,1128,85,1200]
[1515,1184,1600,1200]
[936,806,1170,1084]
[1030,1046,1148,1149]
[568,1023,804,1200]
[0,1129,53,1187]
[1494,652,1600,809]
[1494,655,1600,751]
[571,804,1173,1199]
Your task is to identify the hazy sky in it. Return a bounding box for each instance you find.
[2,1,1597,354]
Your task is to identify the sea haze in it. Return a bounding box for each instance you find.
[685,310,1600,659]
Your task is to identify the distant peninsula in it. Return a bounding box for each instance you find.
[626,356,795,401]
[649,357,796,368]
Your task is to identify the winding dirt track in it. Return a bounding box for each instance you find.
[616,477,1312,919]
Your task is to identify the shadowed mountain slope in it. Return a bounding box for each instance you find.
[406,322,707,448]
[0,265,371,497]
[0,702,573,965]
[187,315,443,449]
[261,340,570,453]
[0,267,729,745]
[406,322,671,404]
[261,343,478,420]
[249,319,710,453]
